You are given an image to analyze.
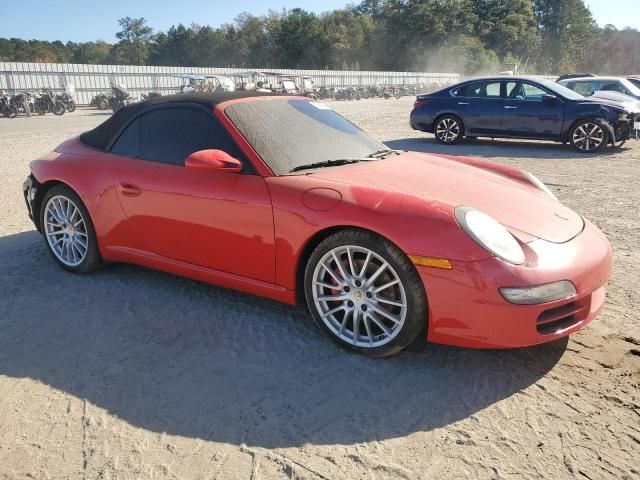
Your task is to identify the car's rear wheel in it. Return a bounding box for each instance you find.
[40,185,102,273]
[434,114,463,144]
[304,229,427,357]
[570,120,608,152]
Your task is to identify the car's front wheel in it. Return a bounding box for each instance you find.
[434,114,463,144]
[40,185,102,273]
[304,229,427,357]
[569,119,608,153]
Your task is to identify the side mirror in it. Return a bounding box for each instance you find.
[542,94,557,104]
[185,149,242,173]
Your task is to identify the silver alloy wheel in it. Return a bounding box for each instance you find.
[572,123,604,151]
[435,117,460,143]
[312,245,408,348]
[44,195,88,267]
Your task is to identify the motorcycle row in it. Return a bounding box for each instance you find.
[316,84,421,101]
[0,89,76,119]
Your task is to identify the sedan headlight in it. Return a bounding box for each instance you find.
[524,171,557,200]
[455,207,525,265]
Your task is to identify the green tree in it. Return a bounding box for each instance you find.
[533,0,598,73]
[473,0,540,63]
[113,17,154,65]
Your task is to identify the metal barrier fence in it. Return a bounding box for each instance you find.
[0,62,461,105]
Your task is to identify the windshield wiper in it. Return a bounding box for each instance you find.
[290,158,369,172]
[367,148,399,159]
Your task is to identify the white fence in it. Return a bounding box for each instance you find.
[0,62,461,105]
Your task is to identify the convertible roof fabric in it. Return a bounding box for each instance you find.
[80,91,282,151]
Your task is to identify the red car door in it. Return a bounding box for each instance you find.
[112,105,275,283]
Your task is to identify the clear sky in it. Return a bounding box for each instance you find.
[583,0,640,30]
[0,0,638,43]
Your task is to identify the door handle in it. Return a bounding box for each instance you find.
[457,101,470,105]
[504,106,518,109]
[119,182,142,197]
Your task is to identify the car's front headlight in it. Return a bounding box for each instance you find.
[524,171,557,200]
[455,207,525,265]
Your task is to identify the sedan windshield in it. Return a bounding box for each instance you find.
[540,79,585,100]
[224,99,386,174]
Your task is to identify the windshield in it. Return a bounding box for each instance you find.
[225,99,386,174]
[540,79,585,100]
[621,78,640,96]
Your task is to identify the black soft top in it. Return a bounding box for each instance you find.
[80,91,283,151]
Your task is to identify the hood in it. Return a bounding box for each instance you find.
[309,152,584,244]
[581,92,640,113]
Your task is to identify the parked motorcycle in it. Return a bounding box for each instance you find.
[111,85,133,113]
[34,90,65,115]
[56,92,76,112]
[10,92,32,116]
[0,91,18,118]
[382,85,401,99]
[90,92,113,110]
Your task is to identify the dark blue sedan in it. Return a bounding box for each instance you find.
[410,76,638,153]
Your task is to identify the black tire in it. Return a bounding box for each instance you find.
[53,101,65,115]
[4,106,17,118]
[569,119,608,153]
[433,114,464,144]
[66,100,76,112]
[39,185,103,274]
[304,229,427,357]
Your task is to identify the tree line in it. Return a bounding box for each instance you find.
[0,0,638,75]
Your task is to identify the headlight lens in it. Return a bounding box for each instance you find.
[500,281,577,305]
[455,207,525,265]
[524,171,557,200]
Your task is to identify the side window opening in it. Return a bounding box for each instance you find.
[521,83,547,101]
[128,106,252,172]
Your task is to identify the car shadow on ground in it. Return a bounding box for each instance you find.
[0,230,567,448]
[385,137,631,160]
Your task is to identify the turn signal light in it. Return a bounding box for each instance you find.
[408,255,452,270]
[413,99,431,110]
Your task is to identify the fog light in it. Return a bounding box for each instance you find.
[499,280,577,305]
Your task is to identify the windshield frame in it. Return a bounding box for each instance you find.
[222,97,387,176]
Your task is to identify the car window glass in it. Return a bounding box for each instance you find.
[600,80,627,94]
[570,81,596,96]
[506,82,523,99]
[522,83,547,101]
[111,120,138,157]
[138,106,247,169]
[463,81,501,98]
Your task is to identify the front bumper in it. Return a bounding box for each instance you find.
[420,219,612,348]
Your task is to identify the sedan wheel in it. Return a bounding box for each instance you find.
[570,121,607,152]
[305,229,427,357]
[435,115,462,144]
[40,185,102,273]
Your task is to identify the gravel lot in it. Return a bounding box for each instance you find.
[0,99,639,480]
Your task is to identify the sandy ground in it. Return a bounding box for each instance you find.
[0,100,639,480]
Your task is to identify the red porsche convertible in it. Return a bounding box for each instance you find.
[23,92,612,356]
